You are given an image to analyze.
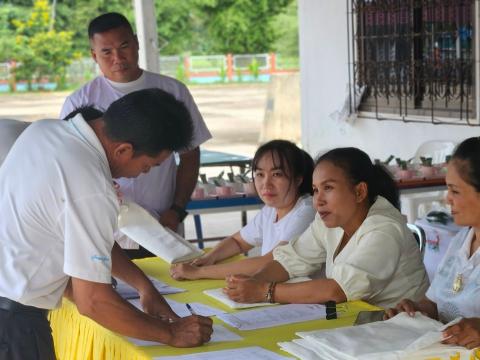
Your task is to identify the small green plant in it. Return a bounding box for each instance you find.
[384,155,395,165]
[395,158,408,170]
[236,68,243,82]
[235,174,249,183]
[212,171,225,186]
[227,172,235,182]
[175,62,187,83]
[199,174,208,184]
[445,155,452,163]
[248,58,259,80]
[219,64,227,83]
[420,156,433,167]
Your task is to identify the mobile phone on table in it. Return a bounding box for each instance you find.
[353,310,385,326]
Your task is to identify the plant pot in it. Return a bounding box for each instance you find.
[397,169,414,180]
[216,185,234,197]
[243,182,257,196]
[419,166,436,178]
[191,187,205,200]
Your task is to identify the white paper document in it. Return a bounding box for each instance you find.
[152,346,293,360]
[115,276,185,299]
[203,288,277,309]
[203,277,312,309]
[118,202,203,263]
[278,312,474,360]
[127,324,242,346]
[128,298,225,318]
[217,304,327,330]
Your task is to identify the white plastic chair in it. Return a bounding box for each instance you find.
[412,140,456,164]
[401,140,456,222]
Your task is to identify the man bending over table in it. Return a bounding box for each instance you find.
[0,88,212,360]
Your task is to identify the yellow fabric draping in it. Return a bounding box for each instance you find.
[49,257,381,359]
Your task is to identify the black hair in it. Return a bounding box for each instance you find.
[451,137,480,192]
[63,106,103,122]
[252,139,314,196]
[103,88,193,156]
[88,12,134,39]
[315,147,400,209]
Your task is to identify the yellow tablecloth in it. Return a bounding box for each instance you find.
[49,257,380,359]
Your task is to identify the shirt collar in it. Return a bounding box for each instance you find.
[68,113,109,170]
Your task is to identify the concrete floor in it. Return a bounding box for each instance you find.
[0,83,268,243]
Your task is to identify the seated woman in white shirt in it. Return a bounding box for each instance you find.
[170,139,316,280]
[386,137,480,350]
[224,147,429,308]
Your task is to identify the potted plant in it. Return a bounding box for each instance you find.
[419,156,436,178]
[395,158,413,180]
[212,171,233,197]
[236,173,256,196]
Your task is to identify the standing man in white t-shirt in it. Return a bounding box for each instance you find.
[60,12,212,256]
[0,89,212,360]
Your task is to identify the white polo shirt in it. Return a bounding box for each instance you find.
[0,119,30,166]
[240,195,315,255]
[60,71,212,219]
[0,114,118,309]
[273,196,430,308]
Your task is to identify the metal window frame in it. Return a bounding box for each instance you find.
[347,0,480,126]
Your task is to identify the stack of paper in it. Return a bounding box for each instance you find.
[278,313,474,360]
[217,304,326,330]
[118,202,203,263]
[114,276,185,299]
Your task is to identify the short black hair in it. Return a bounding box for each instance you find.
[63,106,103,121]
[316,147,400,210]
[103,88,193,156]
[451,137,480,192]
[252,140,314,196]
[88,12,134,39]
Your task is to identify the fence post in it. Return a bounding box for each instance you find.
[9,61,16,92]
[269,53,277,74]
[226,53,233,81]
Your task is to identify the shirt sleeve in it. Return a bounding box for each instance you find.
[240,207,266,247]
[178,85,212,152]
[59,96,77,120]
[62,194,117,283]
[330,228,402,302]
[273,215,328,278]
[279,202,316,243]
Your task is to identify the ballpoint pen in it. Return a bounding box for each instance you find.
[186,303,197,315]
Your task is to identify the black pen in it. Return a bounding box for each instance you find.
[186,303,197,315]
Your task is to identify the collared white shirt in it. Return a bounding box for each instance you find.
[273,196,430,308]
[0,114,118,309]
[426,227,480,322]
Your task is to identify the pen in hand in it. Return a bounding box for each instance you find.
[186,303,197,315]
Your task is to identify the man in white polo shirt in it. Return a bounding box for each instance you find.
[60,13,212,257]
[0,89,212,360]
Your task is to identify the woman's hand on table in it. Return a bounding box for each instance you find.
[170,263,201,280]
[139,286,179,320]
[167,315,213,347]
[190,253,216,267]
[384,299,418,319]
[223,274,269,303]
[442,318,480,349]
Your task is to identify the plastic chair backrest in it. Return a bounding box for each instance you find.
[407,223,426,257]
[413,140,456,164]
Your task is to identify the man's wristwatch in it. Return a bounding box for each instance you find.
[170,204,188,222]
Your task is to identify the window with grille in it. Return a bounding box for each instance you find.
[347,0,477,125]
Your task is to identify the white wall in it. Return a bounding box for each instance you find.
[298,0,478,160]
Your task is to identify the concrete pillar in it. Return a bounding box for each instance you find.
[133,0,160,73]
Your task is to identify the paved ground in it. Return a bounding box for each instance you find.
[0,83,268,241]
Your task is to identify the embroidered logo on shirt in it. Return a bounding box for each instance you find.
[90,255,110,265]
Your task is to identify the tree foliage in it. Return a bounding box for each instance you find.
[12,0,74,89]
